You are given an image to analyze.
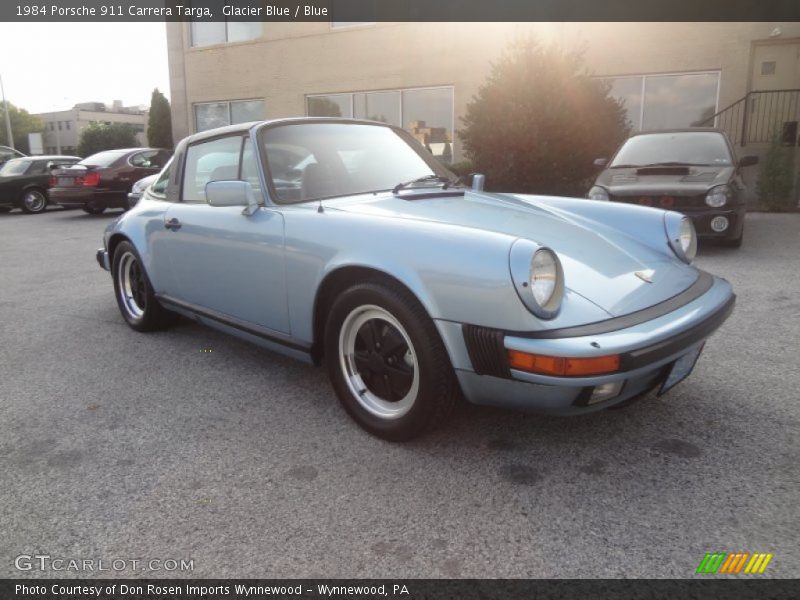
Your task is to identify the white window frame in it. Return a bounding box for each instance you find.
[305,85,455,143]
[193,99,265,133]
[597,70,722,130]
[189,21,262,48]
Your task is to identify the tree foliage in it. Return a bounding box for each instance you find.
[77,122,138,157]
[757,133,796,212]
[459,37,630,196]
[147,88,174,149]
[0,102,44,154]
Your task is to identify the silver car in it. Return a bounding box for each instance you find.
[96,119,735,440]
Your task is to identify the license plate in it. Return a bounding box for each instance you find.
[57,177,73,186]
[658,344,704,396]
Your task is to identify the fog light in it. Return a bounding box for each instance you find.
[710,216,729,232]
[589,381,624,404]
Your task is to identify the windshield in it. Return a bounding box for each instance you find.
[0,159,32,177]
[610,132,732,167]
[79,150,128,167]
[261,122,453,203]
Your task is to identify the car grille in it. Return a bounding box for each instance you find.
[463,324,510,378]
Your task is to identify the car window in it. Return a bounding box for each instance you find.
[261,123,448,203]
[182,136,243,203]
[28,160,49,175]
[150,157,174,197]
[610,132,733,167]
[0,159,32,176]
[130,150,161,168]
[80,150,128,167]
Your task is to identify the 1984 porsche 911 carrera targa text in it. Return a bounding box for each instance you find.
[96,119,734,440]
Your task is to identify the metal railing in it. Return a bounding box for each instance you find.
[697,89,800,146]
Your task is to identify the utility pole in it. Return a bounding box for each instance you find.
[0,72,14,149]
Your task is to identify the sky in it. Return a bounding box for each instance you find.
[0,23,171,114]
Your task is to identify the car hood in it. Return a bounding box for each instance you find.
[595,166,733,196]
[327,190,699,317]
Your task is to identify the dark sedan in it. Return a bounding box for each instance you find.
[588,129,758,247]
[0,155,81,214]
[49,147,171,214]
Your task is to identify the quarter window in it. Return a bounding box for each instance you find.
[181,136,244,203]
[150,158,174,197]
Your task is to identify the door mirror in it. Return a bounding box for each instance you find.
[593,158,608,168]
[738,155,758,168]
[206,180,260,216]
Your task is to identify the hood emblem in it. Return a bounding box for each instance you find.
[635,270,655,283]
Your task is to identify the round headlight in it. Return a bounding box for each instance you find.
[678,217,697,261]
[588,186,609,201]
[705,185,730,208]
[531,249,558,307]
[510,242,565,319]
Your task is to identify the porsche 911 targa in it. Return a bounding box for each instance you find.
[96,119,735,440]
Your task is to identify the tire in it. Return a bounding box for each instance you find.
[112,241,177,332]
[20,188,48,214]
[82,202,106,215]
[324,281,459,441]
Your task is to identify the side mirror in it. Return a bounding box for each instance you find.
[738,155,758,168]
[593,158,608,168]
[206,180,260,216]
[471,173,485,191]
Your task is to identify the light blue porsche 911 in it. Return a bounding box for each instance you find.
[96,119,735,440]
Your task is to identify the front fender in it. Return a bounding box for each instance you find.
[283,207,610,345]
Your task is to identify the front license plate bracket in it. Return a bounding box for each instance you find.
[658,343,704,396]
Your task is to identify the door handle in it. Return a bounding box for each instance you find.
[164,217,182,231]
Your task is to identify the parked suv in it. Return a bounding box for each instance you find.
[50,148,171,214]
[588,129,758,247]
[0,155,81,214]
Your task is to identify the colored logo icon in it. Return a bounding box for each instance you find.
[696,552,773,574]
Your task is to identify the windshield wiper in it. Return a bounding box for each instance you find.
[392,174,453,194]
[638,162,711,167]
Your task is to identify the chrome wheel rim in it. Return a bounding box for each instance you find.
[117,252,146,319]
[339,305,419,420]
[23,190,46,212]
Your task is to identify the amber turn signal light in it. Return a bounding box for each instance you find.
[508,350,620,376]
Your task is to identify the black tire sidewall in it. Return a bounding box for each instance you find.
[111,241,159,331]
[324,282,454,440]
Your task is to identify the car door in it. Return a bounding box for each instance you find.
[161,134,290,334]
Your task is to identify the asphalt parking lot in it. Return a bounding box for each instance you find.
[1,208,798,579]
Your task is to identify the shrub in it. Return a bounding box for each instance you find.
[757,134,797,212]
[77,122,138,157]
[459,36,630,196]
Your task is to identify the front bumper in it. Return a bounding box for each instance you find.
[96,248,110,271]
[682,206,744,239]
[435,274,735,414]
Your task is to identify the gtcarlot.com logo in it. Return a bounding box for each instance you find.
[696,552,773,574]
[14,554,194,572]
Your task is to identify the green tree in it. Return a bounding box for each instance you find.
[0,102,44,154]
[459,37,630,196]
[77,122,138,157]
[757,133,796,212]
[147,88,173,149]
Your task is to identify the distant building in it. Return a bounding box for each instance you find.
[35,101,148,156]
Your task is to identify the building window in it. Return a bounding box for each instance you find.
[65,122,71,130]
[190,6,261,48]
[331,22,376,29]
[599,71,720,130]
[761,61,776,76]
[58,121,62,130]
[306,86,455,162]
[194,99,265,132]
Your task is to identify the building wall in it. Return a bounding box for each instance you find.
[167,21,800,203]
